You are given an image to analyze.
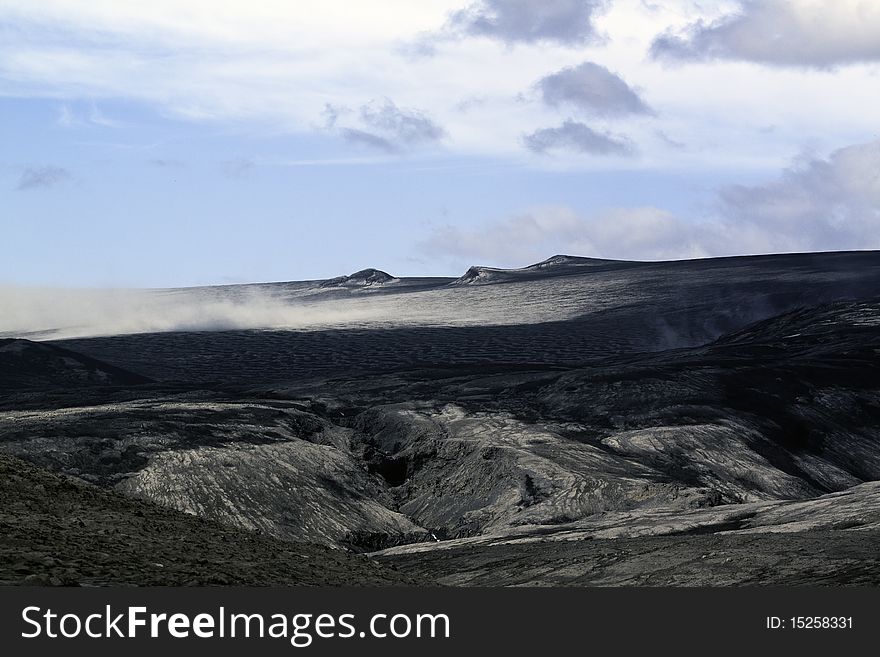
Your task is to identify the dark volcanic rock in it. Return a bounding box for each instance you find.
[5,295,880,562]
[0,396,429,549]
[376,529,880,586]
[5,252,880,586]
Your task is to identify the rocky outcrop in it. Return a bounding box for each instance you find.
[450,266,511,286]
[319,268,397,288]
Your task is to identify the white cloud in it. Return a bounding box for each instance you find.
[537,61,651,116]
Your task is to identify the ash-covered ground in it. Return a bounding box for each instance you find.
[2,251,880,585]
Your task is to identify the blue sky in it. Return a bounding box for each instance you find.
[2,0,880,287]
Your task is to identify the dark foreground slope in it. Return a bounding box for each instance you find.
[0,453,416,586]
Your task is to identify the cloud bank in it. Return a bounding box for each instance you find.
[652,0,880,68]
[423,138,880,263]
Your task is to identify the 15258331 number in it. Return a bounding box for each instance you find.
[792,616,852,630]
[766,616,853,630]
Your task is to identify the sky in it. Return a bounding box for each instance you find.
[2,0,880,287]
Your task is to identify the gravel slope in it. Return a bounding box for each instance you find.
[0,454,417,586]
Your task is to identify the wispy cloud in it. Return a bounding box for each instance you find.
[220,157,255,178]
[523,120,634,156]
[15,166,71,191]
[336,98,445,153]
[654,130,686,150]
[57,102,119,128]
[340,128,398,153]
[148,158,185,168]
